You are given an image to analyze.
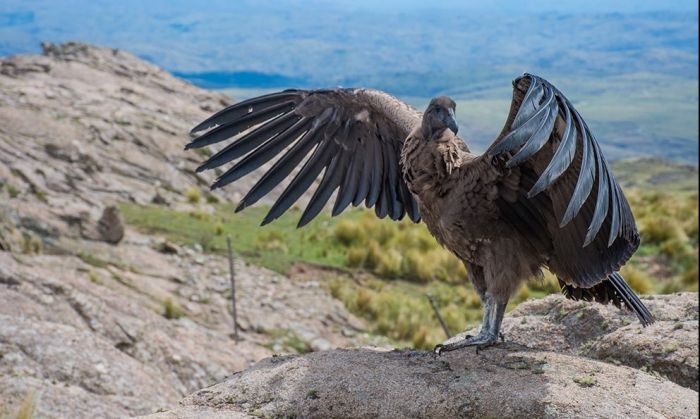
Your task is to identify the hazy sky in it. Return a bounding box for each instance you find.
[325,0,698,12]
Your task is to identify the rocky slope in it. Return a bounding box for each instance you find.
[144,292,699,419]
[0,42,378,418]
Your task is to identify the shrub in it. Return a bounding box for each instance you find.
[6,184,20,198]
[376,249,402,278]
[347,246,367,267]
[163,298,185,319]
[334,219,366,246]
[254,231,289,253]
[620,265,653,294]
[641,216,685,244]
[403,250,434,283]
[184,187,202,204]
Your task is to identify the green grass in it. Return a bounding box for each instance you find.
[119,203,367,273]
[119,176,698,349]
[162,297,185,320]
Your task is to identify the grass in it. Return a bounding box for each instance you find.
[5,184,20,199]
[119,173,698,349]
[573,375,597,388]
[262,329,312,354]
[3,391,35,419]
[119,203,367,274]
[162,297,185,320]
[184,187,202,204]
[76,252,109,269]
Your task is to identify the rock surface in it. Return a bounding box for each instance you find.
[145,344,698,419]
[0,41,313,252]
[464,292,699,391]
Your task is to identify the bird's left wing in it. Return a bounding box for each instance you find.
[486,74,639,288]
[188,88,421,226]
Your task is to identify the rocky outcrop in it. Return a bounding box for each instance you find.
[0,238,379,418]
[144,292,698,418]
[0,42,313,250]
[463,292,699,391]
[145,343,698,419]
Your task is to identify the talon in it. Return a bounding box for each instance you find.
[434,344,444,355]
[499,332,505,342]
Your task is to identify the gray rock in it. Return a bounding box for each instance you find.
[97,206,125,244]
[144,346,698,419]
[460,293,699,391]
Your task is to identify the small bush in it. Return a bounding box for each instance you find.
[640,217,684,244]
[163,298,185,319]
[376,249,402,278]
[621,265,653,294]
[355,288,374,312]
[403,250,434,283]
[334,219,366,246]
[347,246,367,267]
[21,233,42,255]
[88,270,102,284]
[513,284,531,304]
[184,187,202,204]
[188,210,210,221]
[254,231,288,253]
[6,184,20,198]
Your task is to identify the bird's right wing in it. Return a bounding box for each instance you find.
[187,88,421,226]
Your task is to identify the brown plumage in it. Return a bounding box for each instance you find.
[188,74,653,351]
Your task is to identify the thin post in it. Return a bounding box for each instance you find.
[226,236,239,340]
[427,294,451,338]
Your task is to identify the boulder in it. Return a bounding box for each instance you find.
[144,345,698,419]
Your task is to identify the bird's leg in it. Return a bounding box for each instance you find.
[434,294,507,354]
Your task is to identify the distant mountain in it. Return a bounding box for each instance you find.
[1,2,697,89]
[1,2,697,163]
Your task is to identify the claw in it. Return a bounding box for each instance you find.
[434,332,498,355]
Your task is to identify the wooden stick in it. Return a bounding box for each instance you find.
[227,236,239,340]
[427,294,451,338]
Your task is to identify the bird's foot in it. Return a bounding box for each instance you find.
[434,332,499,355]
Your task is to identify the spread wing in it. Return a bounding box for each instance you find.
[187,88,421,227]
[487,74,640,289]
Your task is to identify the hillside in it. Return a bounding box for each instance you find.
[0,42,382,418]
[0,43,697,418]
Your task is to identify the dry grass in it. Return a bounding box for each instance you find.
[335,213,468,284]
[162,298,185,320]
[184,187,202,204]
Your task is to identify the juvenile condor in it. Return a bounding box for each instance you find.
[187,74,653,352]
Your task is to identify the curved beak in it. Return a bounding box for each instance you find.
[446,108,459,134]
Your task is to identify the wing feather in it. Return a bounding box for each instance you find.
[489,74,640,290]
[188,88,422,226]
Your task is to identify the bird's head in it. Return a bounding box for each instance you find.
[422,96,458,139]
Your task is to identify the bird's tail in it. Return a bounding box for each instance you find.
[559,271,655,326]
[608,271,655,326]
